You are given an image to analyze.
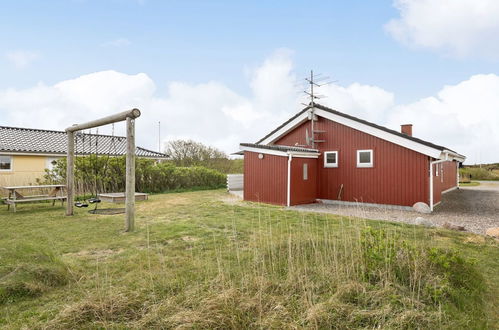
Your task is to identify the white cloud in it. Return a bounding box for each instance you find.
[386,74,499,164]
[5,50,39,69]
[385,0,499,58]
[0,51,497,164]
[317,83,395,123]
[0,51,300,155]
[101,38,131,47]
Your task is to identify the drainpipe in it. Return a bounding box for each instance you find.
[287,154,292,207]
[429,153,449,211]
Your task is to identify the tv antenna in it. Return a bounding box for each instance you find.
[301,70,335,107]
[297,70,336,148]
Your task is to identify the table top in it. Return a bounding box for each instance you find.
[2,184,66,190]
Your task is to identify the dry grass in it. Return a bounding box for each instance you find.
[0,190,497,329]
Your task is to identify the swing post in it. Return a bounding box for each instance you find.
[65,108,141,233]
[66,131,75,216]
[125,117,135,232]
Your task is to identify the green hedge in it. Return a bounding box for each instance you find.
[41,156,226,194]
[459,167,499,181]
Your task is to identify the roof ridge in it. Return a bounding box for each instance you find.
[256,102,459,155]
[312,103,454,152]
[0,125,127,139]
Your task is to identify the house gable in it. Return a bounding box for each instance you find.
[274,116,431,206]
[257,104,465,162]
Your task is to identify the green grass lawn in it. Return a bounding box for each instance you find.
[0,190,498,329]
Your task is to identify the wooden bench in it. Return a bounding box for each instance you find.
[2,185,67,212]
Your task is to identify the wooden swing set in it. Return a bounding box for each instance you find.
[65,108,141,232]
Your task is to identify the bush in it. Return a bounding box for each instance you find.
[41,156,227,195]
[460,166,499,181]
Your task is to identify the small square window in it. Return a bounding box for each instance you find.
[0,156,12,171]
[324,151,338,168]
[357,150,373,168]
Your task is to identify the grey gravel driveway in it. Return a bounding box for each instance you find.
[291,181,499,235]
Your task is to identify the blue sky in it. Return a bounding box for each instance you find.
[1,0,499,163]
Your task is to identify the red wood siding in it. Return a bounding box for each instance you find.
[290,158,317,205]
[243,151,287,205]
[275,117,430,207]
[432,160,458,205]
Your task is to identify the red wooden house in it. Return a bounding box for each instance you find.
[239,103,465,211]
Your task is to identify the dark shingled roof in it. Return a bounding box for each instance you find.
[257,103,457,154]
[240,143,319,153]
[0,126,168,159]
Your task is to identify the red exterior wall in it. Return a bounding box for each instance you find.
[290,157,317,205]
[432,160,458,205]
[275,117,430,207]
[243,151,287,205]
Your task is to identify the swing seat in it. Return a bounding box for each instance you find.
[88,198,101,204]
[75,202,88,208]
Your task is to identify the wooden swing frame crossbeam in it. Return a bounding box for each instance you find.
[65,108,141,232]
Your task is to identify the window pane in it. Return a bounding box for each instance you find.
[0,156,11,170]
[359,151,371,163]
[326,152,336,164]
[303,163,308,180]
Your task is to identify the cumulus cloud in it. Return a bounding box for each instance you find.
[0,50,301,155]
[386,74,499,164]
[385,0,499,58]
[317,83,395,123]
[5,50,39,68]
[0,51,497,163]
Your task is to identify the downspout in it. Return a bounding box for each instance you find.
[287,154,292,207]
[429,153,450,211]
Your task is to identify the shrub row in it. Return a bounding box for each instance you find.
[41,156,226,194]
[459,167,499,181]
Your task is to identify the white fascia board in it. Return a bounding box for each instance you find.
[240,146,319,158]
[440,150,466,162]
[259,112,309,145]
[314,109,443,158]
[0,151,58,157]
[240,146,288,157]
[287,151,319,158]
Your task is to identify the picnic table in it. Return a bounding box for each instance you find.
[2,184,67,212]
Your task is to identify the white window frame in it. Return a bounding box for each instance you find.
[357,149,373,168]
[0,155,13,172]
[324,151,338,168]
[46,157,61,171]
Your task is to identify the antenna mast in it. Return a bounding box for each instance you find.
[158,121,161,153]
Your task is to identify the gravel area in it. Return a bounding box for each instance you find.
[290,181,499,235]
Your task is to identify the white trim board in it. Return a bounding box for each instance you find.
[259,112,309,145]
[258,108,462,161]
[240,145,320,158]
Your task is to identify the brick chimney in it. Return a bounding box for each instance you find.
[401,124,413,136]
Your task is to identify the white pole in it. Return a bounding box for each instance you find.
[125,117,136,232]
[429,160,434,211]
[66,131,75,216]
[287,154,292,207]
